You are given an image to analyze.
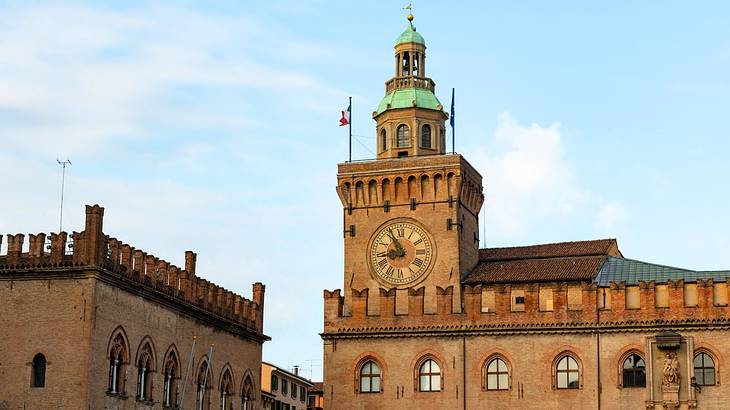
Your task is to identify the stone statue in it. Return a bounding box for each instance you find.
[662,351,680,386]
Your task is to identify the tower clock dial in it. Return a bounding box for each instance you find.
[369,220,434,286]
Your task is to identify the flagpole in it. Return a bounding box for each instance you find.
[450,88,455,154]
[348,96,352,162]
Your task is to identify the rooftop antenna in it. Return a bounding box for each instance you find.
[56,158,72,232]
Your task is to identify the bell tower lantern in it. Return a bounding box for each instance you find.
[373,14,448,159]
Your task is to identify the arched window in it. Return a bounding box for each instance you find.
[622,354,646,388]
[418,359,441,392]
[380,129,387,152]
[397,125,410,148]
[485,357,509,391]
[556,355,580,389]
[136,342,154,401]
[108,332,128,394]
[359,360,381,393]
[421,124,431,148]
[163,350,179,407]
[220,368,234,410]
[31,353,46,388]
[196,360,212,410]
[694,352,716,386]
[242,375,254,410]
[440,127,446,152]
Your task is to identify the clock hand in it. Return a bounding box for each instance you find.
[387,229,406,256]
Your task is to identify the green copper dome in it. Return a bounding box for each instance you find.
[375,88,443,116]
[395,22,425,46]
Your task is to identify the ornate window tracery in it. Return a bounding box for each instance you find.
[162,349,179,407]
[136,342,154,401]
[108,332,128,395]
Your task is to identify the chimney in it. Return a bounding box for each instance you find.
[293,365,299,376]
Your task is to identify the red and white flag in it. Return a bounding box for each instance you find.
[339,103,350,126]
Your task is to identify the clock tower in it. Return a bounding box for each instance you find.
[335,14,484,316]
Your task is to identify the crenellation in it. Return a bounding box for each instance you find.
[6,233,24,262]
[28,233,45,258]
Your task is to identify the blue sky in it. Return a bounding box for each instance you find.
[1,1,729,381]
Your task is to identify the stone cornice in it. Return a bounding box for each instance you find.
[321,319,730,340]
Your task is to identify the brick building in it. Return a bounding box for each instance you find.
[321,14,730,410]
[0,204,268,409]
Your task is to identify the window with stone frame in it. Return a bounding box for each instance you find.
[359,360,381,393]
[484,357,509,391]
[621,354,646,388]
[271,374,278,391]
[136,342,154,402]
[418,358,441,392]
[196,360,212,410]
[555,355,580,389]
[511,290,525,312]
[397,124,410,148]
[714,282,728,306]
[300,386,305,402]
[108,332,128,395]
[242,375,254,410]
[220,368,234,410]
[694,352,716,386]
[421,124,431,148]
[162,350,179,407]
[380,129,387,152]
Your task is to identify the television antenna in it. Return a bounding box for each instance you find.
[56,158,71,232]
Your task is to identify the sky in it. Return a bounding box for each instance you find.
[1,1,729,381]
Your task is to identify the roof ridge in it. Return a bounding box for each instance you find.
[480,238,616,252]
[608,256,696,273]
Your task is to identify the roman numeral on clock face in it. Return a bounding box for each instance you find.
[412,258,424,268]
[415,249,426,255]
[377,258,388,269]
[413,238,423,246]
[397,228,405,237]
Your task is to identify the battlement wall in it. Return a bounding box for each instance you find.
[0,205,265,334]
[323,278,730,332]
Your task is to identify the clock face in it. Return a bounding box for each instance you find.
[369,220,434,286]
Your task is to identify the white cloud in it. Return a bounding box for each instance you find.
[469,111,628,241]
[595,202,628,232]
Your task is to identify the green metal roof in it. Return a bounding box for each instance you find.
[395,22,425,46]
[595,256,730,286]
[375,88,443,116]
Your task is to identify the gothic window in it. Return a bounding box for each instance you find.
[622,354,646,388]
[163,350,179,407]
[31,353,46,388]
[359,360,381,393]
[196,360,212,410]
[421,124,431,148]
[292,382,298,398]
[397,124,410,148]
[136,342,154,401]
[485,357,509,391]
[418,358,441,392]
[220,368,234,410]
[108,332,128,394]
[380,129,387,152]
[555,355,580,389]
[300,386,306,402]
[242,375,254,410]
[282,379,288,395]
[694,352,716,386]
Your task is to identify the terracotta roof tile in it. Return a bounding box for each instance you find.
[464,239,620,284]
[478,239,618,261]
